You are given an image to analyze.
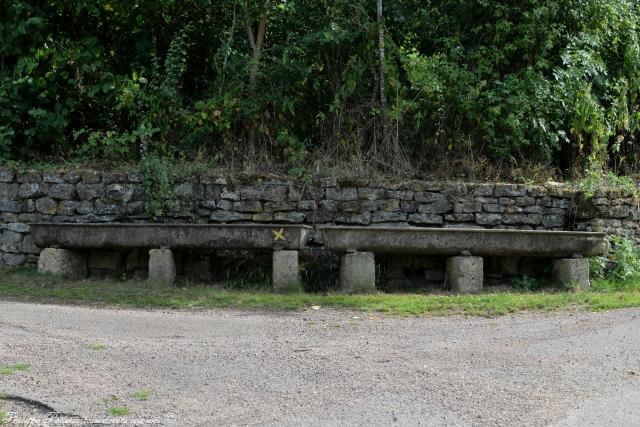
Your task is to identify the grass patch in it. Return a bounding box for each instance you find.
[131,389,153,401]
[0,409,9,425]
[1,268,640,317]
[107,407,131,416]
[86,343,108,351]
[0,364,30,376]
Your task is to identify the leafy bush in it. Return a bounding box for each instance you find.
[591,236,640,288]
[2,0,640,177]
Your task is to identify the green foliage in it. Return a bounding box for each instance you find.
[575,168,639,199]
[591,236,640,292]
[139,154,176,220]
[512,275,543,291]
[2,0,640,176]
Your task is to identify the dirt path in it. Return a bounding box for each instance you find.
[1,302,639,426]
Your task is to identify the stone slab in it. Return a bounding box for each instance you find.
[30,223,313,251]
[320,226,607,257]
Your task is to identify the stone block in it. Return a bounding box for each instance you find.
[372,211,406,223]
[442,183,468,195]
[241,185,288,201]
[263,201,293,212]
[3,253,27,267]
[148,249,176,284]
[42,171,64,184]
[18,183,47,198]
[6,222,29,233]
[95,199,121,215]
[221,189,241,201]
[0,201,22,213]
[210,210,251,223]
[1,230,22,253]
[401,201,418,213]
[340,252,376,293]
[542,215,566,227]
[335,212,371,225]
[57,201,78,215]
[252,212,274,222]
[272,250,301,293]
[0,183,18,200]
[105,184,135,203]
[102,172,126,184]
[418,201,452,214]
[38,248,87,279]
[476,213,502,226]
[76,183,104,200]
[471,184,495,196]
[0,167,15,183]
[234,200,263,212]
[319,199,339,212]
[494,184,526,197]
[408,213,443,225]
[414,192,446,203]
[81,171,101,184]
[274,212,306,223]
[446,256,483,294]
[551,258,590,289]
[326,187,358,201]
[17,171,41,183]
[22,234,41,254]
[63,171,82,183]
[388,190,414,201]
[358,188,386,200]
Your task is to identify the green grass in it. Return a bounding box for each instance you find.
[107,407,131,416]
[1,267,640,317]
[86,343,108,351]
[131,388,153,401]
[0,409,8,425]
[0,364,30,376]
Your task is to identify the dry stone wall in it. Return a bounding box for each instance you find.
[0,166,638,267]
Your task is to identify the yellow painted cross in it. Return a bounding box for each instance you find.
[272,228,285,241]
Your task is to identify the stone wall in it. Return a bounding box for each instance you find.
[1,166,638,268]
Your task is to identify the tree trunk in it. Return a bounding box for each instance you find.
[244,2,267,164]
[377,0,388,142]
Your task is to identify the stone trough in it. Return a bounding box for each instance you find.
[320,226,608,293]
[31,223,312,291]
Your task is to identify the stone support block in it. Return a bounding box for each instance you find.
[148,249,176,284]
[38,248,87,279]
[272,250,301,293]
[340,252,376,293]
[446,256,483,294]
[551,258,590,289]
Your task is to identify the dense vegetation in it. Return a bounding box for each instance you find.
[2,0,640,178]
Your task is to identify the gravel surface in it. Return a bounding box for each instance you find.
[1,301,639,426]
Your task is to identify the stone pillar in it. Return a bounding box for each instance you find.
[37,248,87,279]
[340,252,376,293]
[272,250,301,293]
[148,249,176,284]
[551,258,590,289]
[447,256,483,294]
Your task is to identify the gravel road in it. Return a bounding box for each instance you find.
[1,301,639,426]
